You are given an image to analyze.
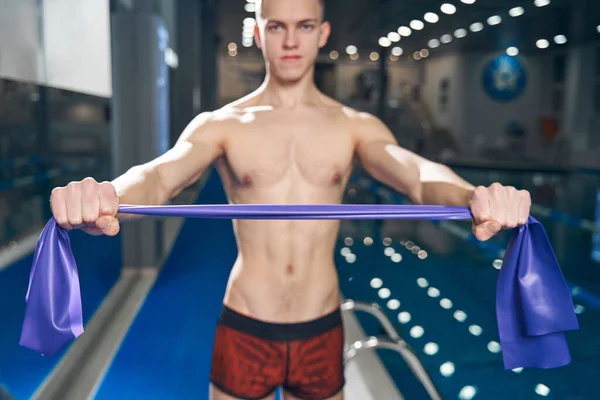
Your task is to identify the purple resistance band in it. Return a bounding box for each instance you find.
[19,204,579,370]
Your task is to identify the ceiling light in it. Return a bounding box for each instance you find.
[506,46,519,56]
[424,12,439,23]
[454,28,467,38]
[414,51,422,60]
[441,34,453,43]
[370,52,380,61]
[420,49,430,58]
[410,20,425,30]
[509,7,525,17]
[536,39,549,48]
[461,0,476,3]
[391,46,403,56]
[329,51,339,60]
[379,37,392,47]
[398,26,412,36]
[346,45,357,55]
[487,15,502,25]
[428,39,440,48]
[441,3,457,14]
[534,0,550,7]
[470,22,484,32]
[554,34,567,44]
[388,32,401,42]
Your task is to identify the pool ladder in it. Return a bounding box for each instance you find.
[341,300,442,400]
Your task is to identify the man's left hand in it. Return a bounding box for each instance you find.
[468,183,532,241]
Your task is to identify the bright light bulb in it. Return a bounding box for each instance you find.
[536,39,549,49]
[410,20,425,30]
[470,22,484,32]
[441,3,457,14]
[428,39,440,48]
[554,35,567,44]
[388,32,401,42]
[509,6,524,17]
[379,37,392,47]
[506,46,519,56]
[487,15,502,25]
[424,12,439,23]
[454,29,467,38]
[398,26,412,37]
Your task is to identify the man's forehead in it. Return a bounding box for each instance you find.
[258,0,323,21]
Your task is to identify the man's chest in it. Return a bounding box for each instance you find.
[221,116,356,187]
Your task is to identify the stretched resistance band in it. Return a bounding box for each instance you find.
[20,204,579,370]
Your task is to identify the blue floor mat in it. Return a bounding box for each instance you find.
[96,171,245,399]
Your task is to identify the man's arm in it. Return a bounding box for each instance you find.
[112,111,225,218]
[353,112,532,241]
[354,113,474,206]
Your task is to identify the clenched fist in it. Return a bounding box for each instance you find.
[50,177,120,236]
[468,183,532,242]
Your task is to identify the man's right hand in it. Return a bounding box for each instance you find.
[50,177,120,236]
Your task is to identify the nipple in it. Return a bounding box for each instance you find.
[332,171,342,183]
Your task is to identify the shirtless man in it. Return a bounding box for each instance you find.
[49,0,532,399]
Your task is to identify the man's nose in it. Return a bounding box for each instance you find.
[284,30,299,49]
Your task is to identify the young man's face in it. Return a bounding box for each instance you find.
[255,0,330,82]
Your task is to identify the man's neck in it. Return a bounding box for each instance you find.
[257,70,321,108]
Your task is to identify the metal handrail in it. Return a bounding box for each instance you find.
[341,300,442,400]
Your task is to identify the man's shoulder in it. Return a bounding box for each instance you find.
[338,104,380,127]
[186,104,248,131]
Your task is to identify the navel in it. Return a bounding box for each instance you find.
[286,264,294,275]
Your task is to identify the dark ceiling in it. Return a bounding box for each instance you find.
[219,0,599,59]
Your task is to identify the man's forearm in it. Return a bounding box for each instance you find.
[111,165,170,220]
[418,162,475,206]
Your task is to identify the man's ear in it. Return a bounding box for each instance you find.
[318,21,331,48]
[254,25,262,49]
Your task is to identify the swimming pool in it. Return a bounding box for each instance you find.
[338,167,600,399]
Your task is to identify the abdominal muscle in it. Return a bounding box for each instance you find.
[222,217,342,323]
